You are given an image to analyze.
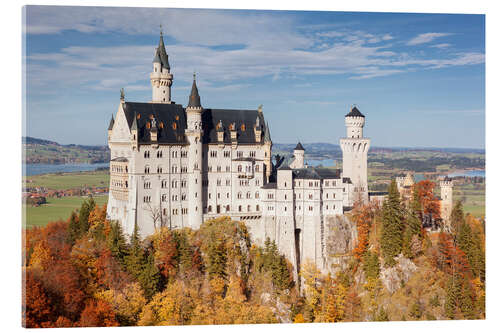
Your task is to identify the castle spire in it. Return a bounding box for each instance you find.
[264,121,271,142]
[188,73,201,108]
[156,28,170,69]
[108,114,115,130]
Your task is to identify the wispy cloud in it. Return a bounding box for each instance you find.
[407,32,451,45]
[430,43,452,49]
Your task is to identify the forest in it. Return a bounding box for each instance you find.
[22,179,485,327]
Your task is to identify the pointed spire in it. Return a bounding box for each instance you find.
[120,87,125,101]
[154,27,170,69]
[131,111,138,131]
[216,119,224,132]
[188,73,201,108]
[264,121,271,142]
[345,104,365,118]
[294,142,305,151]
[108,115,114,130]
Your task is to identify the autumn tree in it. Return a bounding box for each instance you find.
[78,299,119,327]
[352,203,376,260]
[414,180,441,220]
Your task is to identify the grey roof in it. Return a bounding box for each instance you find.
[315,168,341,179]
[188,78,201,108]
[122,102,268,145]
[345,106,365,118]
[294,142,305,151]
[108,115,114,130]
[277,155,295,170]
[111,157,128,162]
[443,176,453,182]
[131,111,138,131]
[154,32,170,69]
[261,183,277,189]
[201,108,267,145]
[123,102,187,144]
[293,168,321,179]
[264,121,271,142]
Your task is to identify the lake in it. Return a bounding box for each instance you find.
[306,159,336,167]
[447,169,485,178]
[24,163,109,176]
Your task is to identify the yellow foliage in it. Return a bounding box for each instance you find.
[29,240,52,270]
[293,313,305,323]
[95,283,147,325]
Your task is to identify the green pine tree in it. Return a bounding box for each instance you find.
[460,280,477,319]
[67,210,80,245]
[381,179,404,266]
[107,221,129,266]
[403,187,423,258]
[445,275,461,319]
[362,250,380,280]
[138,251,161,300]
[206,236,227,279]
[78,197,95,236]
[450,201,465,239]
[125,222,145,279]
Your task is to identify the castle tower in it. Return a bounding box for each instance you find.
[185,74,204,229]
[290,142,305,169]
[339,106,370,204]
[440,177,453,230]
[150,30,173,103]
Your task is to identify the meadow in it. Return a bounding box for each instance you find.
[23,195,108,228]
[25,170,109,190]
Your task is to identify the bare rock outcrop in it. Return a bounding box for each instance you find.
[380,254,417,294]
[325,215,358,274]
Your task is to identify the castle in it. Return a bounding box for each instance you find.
[106,32,373,275]
[396,172,454,230]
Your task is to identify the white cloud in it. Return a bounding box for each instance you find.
[430,43,451,49]
[407,32,451,45]
[25,7,484,96]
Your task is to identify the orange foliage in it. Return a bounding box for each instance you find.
[23,269,54,328]
[94,248,131,291]
[78,299,119,327]
[432,232,470,278]
[414,180,441,219]
[154,229,178,281]
[88,203,107,227]
[352,203,377,260]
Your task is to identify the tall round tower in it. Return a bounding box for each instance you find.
[185,74,203,229]
[440,177,453,231]
[339,105,371,204]
[150,30,173,103]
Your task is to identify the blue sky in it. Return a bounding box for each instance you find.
[24,6,485,148]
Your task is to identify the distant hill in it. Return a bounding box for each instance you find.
[23,137,110,164]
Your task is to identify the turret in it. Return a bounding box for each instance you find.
[345,105,365,138]
[339,105,370,204]
[440,177,453,230]
[185,74,203,229]
[291,142,305,169]
[150,29,173,103]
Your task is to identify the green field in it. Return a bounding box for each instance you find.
[25,170,109,190]
[23,195,108,228]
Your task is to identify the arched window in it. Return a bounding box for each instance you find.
[238,205,242,212]
[237,192,242,199]
[255,191,259,199]
[256,205,260,211]
[144,166,150,174]
[226,205,230,212]
[247,205,251,212]
[208,205,212,213]
[255,165,259,172]
[246,192,251,199]
[238,165,242,172]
